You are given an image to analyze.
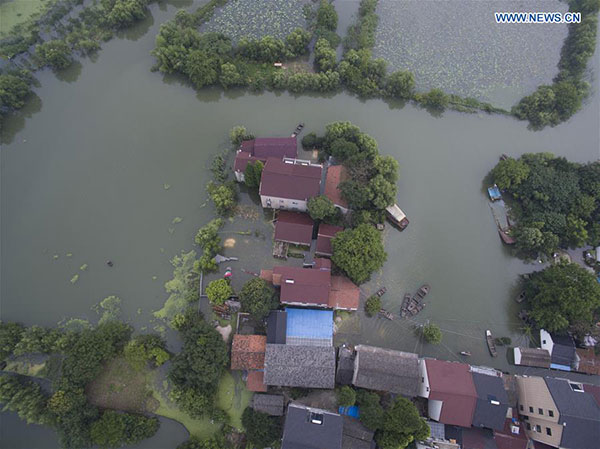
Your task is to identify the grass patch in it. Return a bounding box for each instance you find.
[0,0,46,36]
[216,371,253,430]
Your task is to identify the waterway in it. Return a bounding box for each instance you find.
[1,1,599,447]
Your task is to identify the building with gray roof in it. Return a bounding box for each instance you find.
[342,416,374,449]
[282,403,343,449]
[264,344,335,389]
[336,346,355,386]
[251,394,284,416]
[471,372,510,431]
[352,345,419,396]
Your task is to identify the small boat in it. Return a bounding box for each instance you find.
[385,204,409,230]
[375,287,387,297]
[224,267,232,279]
[498,227,516,245]
[380,309,394,320]
[460,351,472,356]
[486,330,498,357]
[500,154,509,161]
[416,284,430,299]
[291,122,305,137]
[515,291,526,303]
[106,260,113,267]
[488,184,502,201]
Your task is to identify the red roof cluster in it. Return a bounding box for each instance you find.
[328,275,360,310]
[234,138,298,174]
[246,370,268,392]
[272,265,331,306]
[324,165,349,208]
[259,158,322,201]
[425,359,477,427]
[315,223,344,256]
[274,211,314,246]
[231,335,267,370]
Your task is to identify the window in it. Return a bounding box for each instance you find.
[421,377,424,383]
[546,428,552,436]
[548,410,554,417]
[538,408,543,415]
[520,405,524,411]
[569,383,584,392]
[535,425,541,433]
[526,423,531,431]
[529,406,534,413]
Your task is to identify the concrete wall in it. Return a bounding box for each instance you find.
[261,195,308,212]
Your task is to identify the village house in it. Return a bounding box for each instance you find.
[540,330,577,372]
[230,334,268,392]
[418,359,478,428]
[513,347,551,369]
[324,165,350,214]
[274,211,315,247]
[233,137,298,182]
[471,370,510,431]
[417,421,460,449]
[259,157,323,212]
[516,376,600,449]
[492,412,528,449]
[282,403,344,449]
[315,223,344,257]
[251,394,284,416]
[352,345,420,397]
[263,344,336,389]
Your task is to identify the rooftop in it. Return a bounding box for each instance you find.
[266,310,287,344]
[252,394,284,416]
[426,359,477,428]
[315,223,344,256]
[264,344,336,389]
[352,345,420,396]
[328,275,360,310]
[273,265,331,307]
[259,158,322,201]
[342,416,374,449]
[324,165,349,209]
[246,370,268,392]
[575,347,600,375]
[336,346,355,386]
[513,347,551,368]
[285,308,333,347]
[230,334,266,370]
[493,416,527,449]
[234,137,298,173]
[471,372,510,431]
[282,403,343,449]
[274,211,314,246]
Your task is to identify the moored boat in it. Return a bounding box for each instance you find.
[486,330,498,357]
[416,284,430,299]
[380,309,394,320]
[375,287,387,297]
[460,351,472,356]
[385,204,409,230]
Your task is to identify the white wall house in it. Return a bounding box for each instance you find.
[418,358,430,398]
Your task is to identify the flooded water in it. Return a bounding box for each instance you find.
[1,0,599,447]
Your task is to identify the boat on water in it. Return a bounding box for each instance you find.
[498,227,516,245]
[380,309,394,320]
[416,284,430,299]
[460,351,472,356]
[385,204,409,230]
[486,330,498,357]
[400,294,411,318]
[290,122,305,137]
[488,184,502,201]
[375,287,387,297]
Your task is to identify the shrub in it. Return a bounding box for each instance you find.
[365,295,381,317]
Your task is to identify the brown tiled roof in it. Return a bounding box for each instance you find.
[259,158,322,201]
[314,257,332,270]
[274,211,314,245]
[576,347,600,375]
[246,370,268,392]
[329,275,360,310]
[235,138,298,173]
[231,335,266,370]
[426,359,477,428]
[273,266,331,306]
[324,165,349,208]
[233,151,255,174]
[316,224,344,256]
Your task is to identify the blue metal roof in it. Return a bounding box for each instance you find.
[285,308,333,346]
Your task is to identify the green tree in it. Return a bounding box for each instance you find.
[314,38,337,72]
[206,279,233,305]
[230,126,248,146]
[90,410,159,448]
[177,435,228,449]
[103,0,149,28]
[244,160,264,190]
[368,174,396,209]
[365,295,381,317]
[490,158,531,190]
[219,62,242,88]
[422,323,442,344]
[239,278,278,320]
[356,390,384,430]
[337,386,356,406]
[159,250,199,322]
[195,218,224,273]
[340,180,370,210]
[330,139,359,161]
[376,397,430,449]
[35,40,73,69]
[316,0,338,31]
[308,195,337,221]
[525,261,600,335]
[332,224,387,284]
[0,72,32,112]
[301,132,323,149]
[241,407,282,448]
[285,28,311,56]
[385,70,415,99]
[419,88,449,109]
[207,181,237,215]
[124,334,170,370]
[0,375,53,426]
[0,322,24,360]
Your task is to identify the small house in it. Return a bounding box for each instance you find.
[329,275,360,310]
[513,347,551,369]
[233,137,297,182]
[282,403,343,449]
[417,421,460,449]
[315,223,344,257]
[264,344,336,389]
[266,265,332,308]
[540,330,576,371]
[251,394,284,416]
[274,211,315,246]
[324,165,350,214]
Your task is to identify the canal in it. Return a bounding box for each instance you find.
[1,1,599,447]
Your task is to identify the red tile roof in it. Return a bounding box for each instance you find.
[315,224,344,256]
[231,335,267,370]
[324,165,349,208]
[274,211,314,245]
[273,266,331,306]
[494,416,527,449]
[576,347,600,375]
[329,275,360,310]
[426,359,477,427]
[314,257,331,270]
[246,370,268,392]
[234,138,297,174]
[259,158,322,201]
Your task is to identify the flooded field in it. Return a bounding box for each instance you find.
[373,0,569,107]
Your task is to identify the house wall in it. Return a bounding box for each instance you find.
[351,351,360,386]
[418,359,430,398]
[428,399,443,421]
[540,330,554,354]
[261,195,308,212]
[281,300,328,308]
[515,376,562,448]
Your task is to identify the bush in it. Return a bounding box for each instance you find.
[239,278,278,321]
[365,295,381,317]
[422,323,442,344]
[207,181,237,215]
[35,40,73,69]
[337,386,356,406]
[301,132,323,150]
[206,279,233,305]
[241,407,281,448]
[332,224,387,284]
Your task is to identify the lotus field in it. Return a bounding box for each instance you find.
[372,0,569,107]
[202,0,310,42]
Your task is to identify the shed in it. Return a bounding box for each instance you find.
[246,370,268,392]
[231,335,266,370]
[252,394,284,416]
[274,211,314,246]
[575,347,600,375]
[513,347,551,368]
[324,165,349,211]
[315,223,344,257]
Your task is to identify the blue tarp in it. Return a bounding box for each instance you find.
[286,308,333,340]
[488,185,502,201]
[338,406,360,418]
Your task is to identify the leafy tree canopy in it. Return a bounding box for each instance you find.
[332,224,387,284]
[206,278,233,305]
[241,407,282,448]
[308,195,337,221]
[239,277,278,321]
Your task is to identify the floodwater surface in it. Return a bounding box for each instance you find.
[1,1,599,447]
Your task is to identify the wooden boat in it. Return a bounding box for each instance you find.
[375,287,387,297]
[486,330,498,357]
[385,204,409,230]
[410,303,425,316]
[400,294,411,318]
[416,284,430,299]
[498,227,516,245]
[500,154,509,161]
[515,291,526,303]
[380,309,394,320]
[290,123,305,137]
[460,351,472,356]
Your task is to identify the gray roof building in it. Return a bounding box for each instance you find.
[352,345,419,396]
[545,377,600,449]
[337,346,355,386]
[267,310,287,344]
[264,344,336,389]
[342,416,374,449]
[471,372,510,431]
[252,394,285,416]
[282,403,343,449]
[513,347,551,368]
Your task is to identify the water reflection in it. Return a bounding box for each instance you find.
[54,61,83,84]
[0,93,42,145]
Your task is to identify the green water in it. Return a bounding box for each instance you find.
[1,1,599,447]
